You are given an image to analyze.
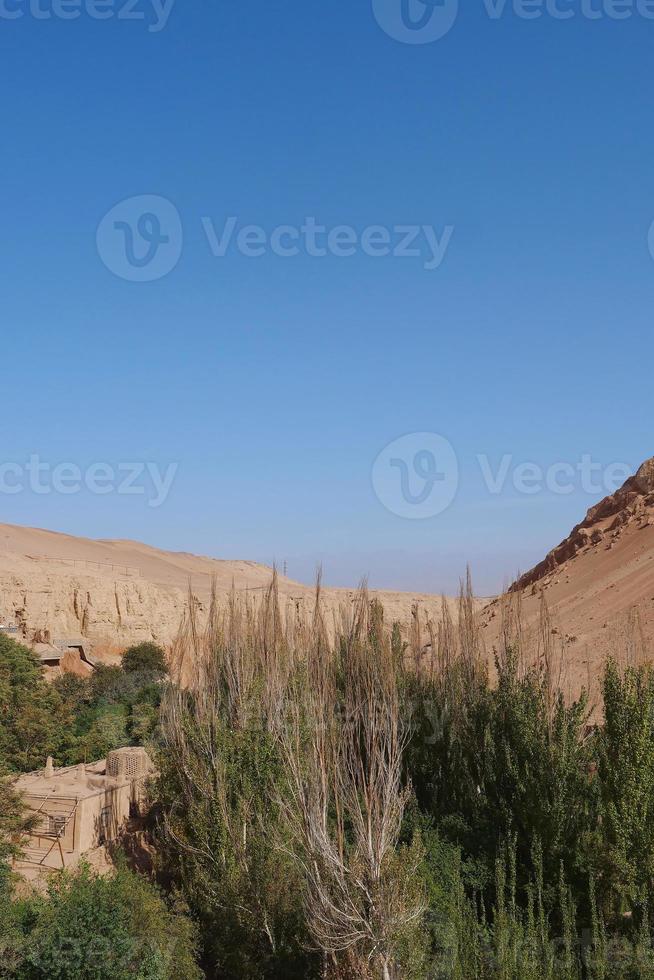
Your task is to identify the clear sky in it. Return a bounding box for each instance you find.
[1,0,653,595]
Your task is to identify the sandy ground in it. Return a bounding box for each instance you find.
[480,460,654,703]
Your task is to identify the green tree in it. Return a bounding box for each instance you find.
[75,704,130,761]
[594,660,654,917]
[158,711,313,979]
[121,643,168,678]
[0,774,40,890]
[53,660,162,765]
[19,863,201,980]
[407,649,594,907]
[0,635,74,772]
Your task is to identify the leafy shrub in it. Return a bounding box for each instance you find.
[121,643,168,678]
[14,864,201,980]
[410,650,595,907]
[593,660,654,918]
[0,635,75,772]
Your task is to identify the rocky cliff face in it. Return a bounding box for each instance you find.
[511,458,654,593]
[0,522,466,661]
[0,559,188,656]
[479,457,654,701]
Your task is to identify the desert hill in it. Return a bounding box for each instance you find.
[7,452,653,694]
[481,457,654,699]
[0,522,463,662]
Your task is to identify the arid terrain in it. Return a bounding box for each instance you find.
[481,456,654,701]
[3,457,653,694]
[0,522,466,663]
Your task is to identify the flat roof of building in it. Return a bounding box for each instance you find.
[14,753,143,801]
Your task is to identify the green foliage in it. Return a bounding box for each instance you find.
[0,886,29,979]
[593,660,654,916]
[74,703,130,760]
[158,693,316,979]
[9,592,654,978]
[0,633,163,774]
[400,809,463,974]
[2,863,201,980]
[0,635,75,772]
[121,643,168,677]
[409,651,595,906]
[0,776,38,889]
[53,662,164,763]
[402,654,654,978]
[170,643,654,980]
[435,842,654,980]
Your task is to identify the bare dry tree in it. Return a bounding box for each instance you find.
[163,575,534,977]
[277,590,424,980]
[161,575,422,970]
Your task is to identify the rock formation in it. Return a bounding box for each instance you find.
[511,457,654,593]
[481,456,654,701]
[0,522,465,663]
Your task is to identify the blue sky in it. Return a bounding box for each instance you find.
[0,0,653,594]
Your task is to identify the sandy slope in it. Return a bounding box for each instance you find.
[480,457,654,700]
[0,522,464,659]
[4,452,653,695]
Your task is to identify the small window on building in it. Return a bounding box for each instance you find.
[99,805,113,843]
[48,815,66,837]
